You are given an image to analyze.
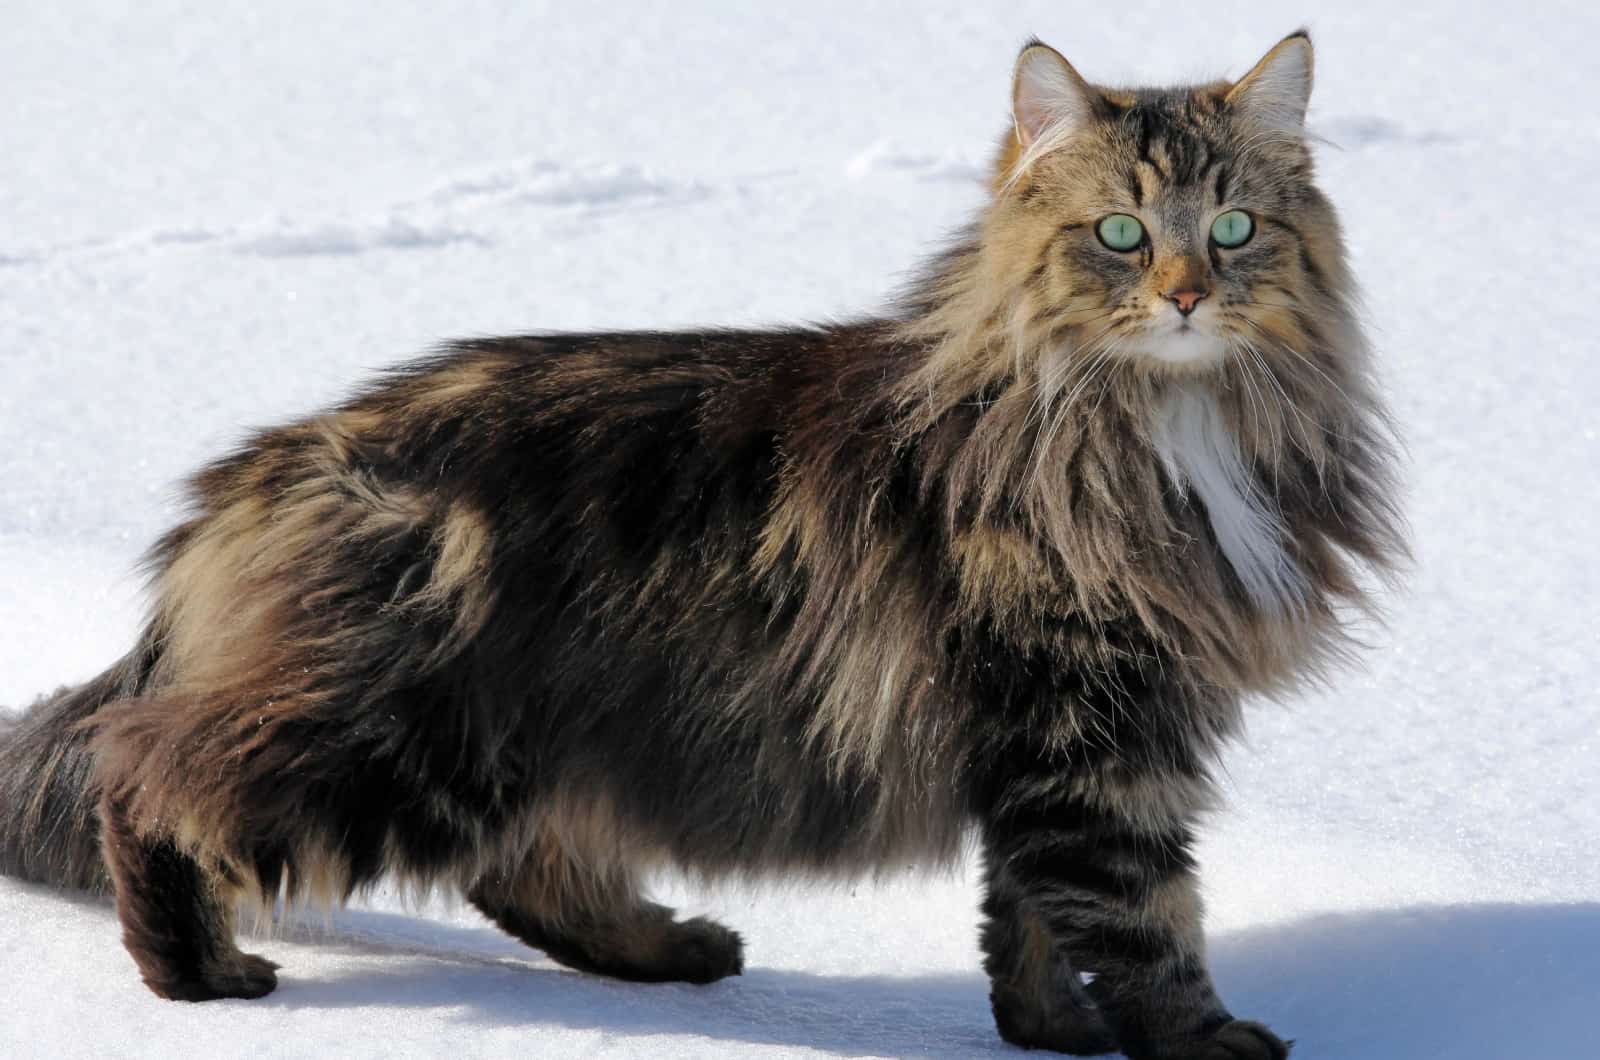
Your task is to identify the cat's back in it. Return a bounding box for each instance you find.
[174,327,826,538]
[340,325,889,494]
[141,324,896,690]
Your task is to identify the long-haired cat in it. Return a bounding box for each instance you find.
[0,32,1401,1059]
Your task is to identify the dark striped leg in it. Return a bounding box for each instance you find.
[99,795,278,1001]
[979,772,1288,1060]
[981,888,1119,1055]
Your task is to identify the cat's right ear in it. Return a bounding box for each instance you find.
[1226,32,1314,130]
[1011,41,1099,146]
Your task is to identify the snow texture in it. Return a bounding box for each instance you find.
[2,3,1596,1058]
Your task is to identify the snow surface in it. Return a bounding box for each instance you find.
[3,2,1597,1057]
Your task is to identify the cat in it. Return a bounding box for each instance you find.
[0,31,1402,1059]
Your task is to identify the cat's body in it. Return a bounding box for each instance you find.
[0,34,1401,1059]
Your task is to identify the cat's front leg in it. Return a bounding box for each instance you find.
[979,767,1288,1059]
[980,883,1120,1055]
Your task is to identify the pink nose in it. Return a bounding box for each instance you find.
[1165,289,1209,316]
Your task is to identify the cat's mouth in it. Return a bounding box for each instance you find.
[1136,318,1228,367]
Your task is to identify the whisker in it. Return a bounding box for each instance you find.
[1237,340,1291,505]
[1234,315,1356,407]
[1244,337,1317,441]
[1231,338,1273,457]
[1082,343,1123,435]
[1039,345,1113,446]
[1028,342,1118,488]
[1022,318,1122,434]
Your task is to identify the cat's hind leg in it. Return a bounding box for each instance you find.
[99,795,278,1001]
[468,833,742,985]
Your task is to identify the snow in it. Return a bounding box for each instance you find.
[2,2,1596,1057]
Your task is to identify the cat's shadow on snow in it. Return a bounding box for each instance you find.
[258,901,1600,1058]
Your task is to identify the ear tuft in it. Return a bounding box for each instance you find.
[1011,42,1099,146]
[1226,32,1314,129]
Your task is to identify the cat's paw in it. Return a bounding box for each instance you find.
[669,915,745,984]
[148,950,280,1001]
[1000,1021,1119,1056]
[1190,1020,1291,1060]
[991,988,1120,1055]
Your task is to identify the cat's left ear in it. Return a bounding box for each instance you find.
[1226,31,1314,129]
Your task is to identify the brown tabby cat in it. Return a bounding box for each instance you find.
[0,32,1401,1059]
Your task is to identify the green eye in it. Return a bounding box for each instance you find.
[1211,209,1253,248]
[1096,214,1145,252]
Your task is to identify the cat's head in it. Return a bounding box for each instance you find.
[989,32,1343,376]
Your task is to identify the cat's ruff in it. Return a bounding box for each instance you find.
[1152,382,1306,612]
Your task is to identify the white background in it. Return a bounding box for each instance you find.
[2,3,1596,1057]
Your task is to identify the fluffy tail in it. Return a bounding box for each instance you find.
[0,653,145,893]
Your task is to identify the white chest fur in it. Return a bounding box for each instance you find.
[1150,385,1304,611]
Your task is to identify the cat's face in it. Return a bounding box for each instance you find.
[998,35,1333,376]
